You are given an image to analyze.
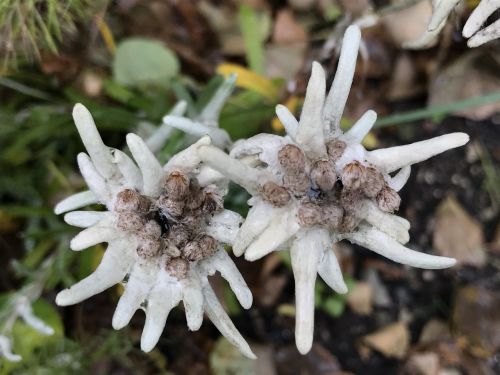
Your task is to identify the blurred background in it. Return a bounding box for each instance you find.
[0,0,499,374]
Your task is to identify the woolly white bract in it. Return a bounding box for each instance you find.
[198,25,469,354]
[54,104,255,358]
[405,0,500,49]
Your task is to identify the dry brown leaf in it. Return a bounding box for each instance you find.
[406,352,440,375]
[433,197,486,267]
[346,281,373,315]
[428,50,500,120]
[362,321,410,359]
[273,9,308,45]
[381,0,433,46]
[419,319,451,345]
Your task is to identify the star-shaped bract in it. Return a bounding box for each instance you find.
[197,25,469,354]
[55,104,255,358]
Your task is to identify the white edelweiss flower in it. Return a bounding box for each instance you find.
[405,0,500,49]
[55,104,255,358]
[197,25,469,355]
[161,74,236,150]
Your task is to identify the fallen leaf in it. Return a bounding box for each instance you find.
[433,197,487,267]
[273,9,308,44]
[346,281,373,315]
[405,352,440,375]
[419,319,451,345]
[362,321,410,359]
[428,50,500,120]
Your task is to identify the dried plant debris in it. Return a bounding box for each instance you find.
[54,104,255,358]
[197,25,469,354]
[406,0,500,48]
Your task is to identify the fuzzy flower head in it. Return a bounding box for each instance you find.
[198,25,469,354]
[406,0,500,49]
[55,104,254,358]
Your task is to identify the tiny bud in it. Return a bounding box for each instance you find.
[376,186,401,213]
[310,160,337,192]
[168,224,191,248]
[157,194,185,217]
[326,139,346,161]
[261,181,291,207]
[321,203,343,229]
[339,212,361,233]
[197,234,218,258]
[164,171,190,201]
[137,238,161,258]
[142,220,162,239]
[362,166,385,198]
[165,257,189,279]
[278,144,306,174]
[185,182,205,211]
[182,241,203,261]
[283,172,310,194]
[115,189,150,213]
[116,212,145,232]
[341,161,366,190]
[165,244,181,258]
[340,189,363,213]
[297,202,322,227]
[202,190,223,214]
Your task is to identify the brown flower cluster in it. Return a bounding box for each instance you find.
[114,170,222,279]
[259,141,401,233]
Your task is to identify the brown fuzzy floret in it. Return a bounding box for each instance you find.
[261,181,291,207]
[362,166,385,198]
[310,160,337,192]
[376,186,401,213]
[326,139,346,161]
[164,170,190,201]
[165,257,189,279]
[341,161,366,190]
[115,189,150,213]
[278,144,306,174]
[116,212,145,232]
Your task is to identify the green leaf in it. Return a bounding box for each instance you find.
[113,38,180,89]
[238,5,265,74]
[322,296,346,318]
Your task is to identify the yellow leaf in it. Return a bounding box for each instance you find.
[217,63,279,101]
[96,17,116,55]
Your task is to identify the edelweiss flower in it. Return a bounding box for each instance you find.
[162,75,236,149]
[405,0,500,48]
[197,25,469,354]
[55,104,255,358]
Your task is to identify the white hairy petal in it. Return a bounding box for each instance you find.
[54,190,98,215]
[340,110,377,144]
[141,271,182,352]
[201,249,253,309]
[205,210,243,244]
[69,216,121,250]
[323,25,361,137]
[201,278,256,359]
[56,238,136,306]
[233,199,276,256]
[126,133,163,197]
[467,18,500,47]
[164,136,211,173]
[317,247,348,294]
[196,166,226,187]
[346,225,456,269]
[244,207,301,261]
[230,133,290,172]
[297,62,327,159]
[18,302,54,335]
[198,74,236,125]
[145,100,187,153]
[72,103,116,179]
[199,145,271,195]
[0,335,22,362]
[64,211,109,228]
[428,0,461,31]
[113,260,158,330]
[290,230,323,355]
[387,166,411,192]
[181,274,204,331]
[111,149,142,190]
[163,116,231,149]
[359,200,410,244]
[275,104,298,139]
[368,132,469,173]
[77,153,110,203]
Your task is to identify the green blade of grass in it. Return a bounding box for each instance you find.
[238,4,264,74]
[375,90,500,128]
